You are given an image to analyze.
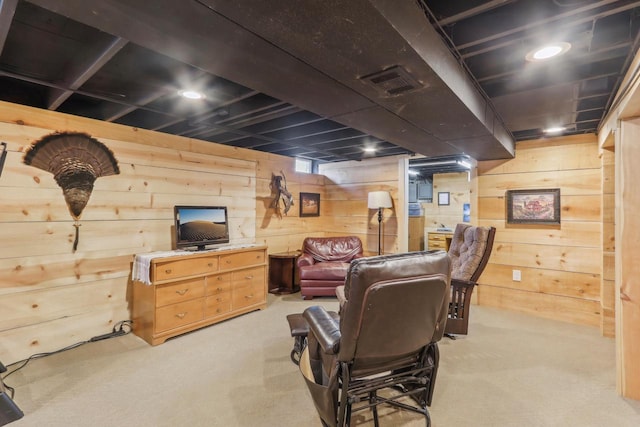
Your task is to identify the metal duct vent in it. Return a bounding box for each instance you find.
[361,65,423,96]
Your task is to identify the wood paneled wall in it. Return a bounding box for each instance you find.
[0,102,325,363]
[320,156,404,256]
[477,134,602,326]
[422,172,471,229]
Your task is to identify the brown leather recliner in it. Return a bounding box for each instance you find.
[297,236,363,300]
[300,251,451,427]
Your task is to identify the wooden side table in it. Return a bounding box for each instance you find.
[268,251,301,295]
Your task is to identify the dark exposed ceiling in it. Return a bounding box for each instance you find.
[0,0,638,168]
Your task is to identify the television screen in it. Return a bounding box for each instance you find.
[174,206,230,251]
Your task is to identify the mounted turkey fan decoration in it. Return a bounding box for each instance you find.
[23,131,120,252]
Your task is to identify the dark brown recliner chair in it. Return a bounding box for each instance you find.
[300,251,451,427]
[445,223,496,337]
[297,236,363,300]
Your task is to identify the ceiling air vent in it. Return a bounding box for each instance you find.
[361,65,422,96]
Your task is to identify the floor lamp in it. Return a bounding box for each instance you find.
[368,191,393,255]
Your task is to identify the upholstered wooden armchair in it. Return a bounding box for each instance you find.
[445,223,496,337]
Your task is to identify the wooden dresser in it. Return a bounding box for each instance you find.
[426,231,454,251]
[132,245,267,345]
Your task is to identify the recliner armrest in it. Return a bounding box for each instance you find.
[297,253,316,267]
[303,306,341,355]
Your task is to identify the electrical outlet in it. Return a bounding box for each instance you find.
[512,269,521,282]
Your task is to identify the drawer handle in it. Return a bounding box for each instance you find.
[217,297,223,302]
[175,312,187,319]
[216,287,223,291]
[165,269,172,274]
[175,289,188,296]
[208,262,214,267]
[245,275,254,279]
[245,294,254,299]
[226,260,231,264]
[217,276,223,281]
[216,308,221,313]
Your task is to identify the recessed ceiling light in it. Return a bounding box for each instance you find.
[363,147,376,153]
[526,42,571,62]
[180,90,205,100]
[544,126,566,134]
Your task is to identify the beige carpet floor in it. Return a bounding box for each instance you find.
[4,293,640,427]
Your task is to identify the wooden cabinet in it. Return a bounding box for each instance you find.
[427,232,454,251]
[132,246,267,345]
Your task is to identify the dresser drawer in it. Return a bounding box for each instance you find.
[428,233,447,242]
[231,266,264,287]
[205,293,232,317]
[155,299,204,332]
[220,250,265,270]
[232,282,264,310]
[429,241,448,250]
[156,277,205,307]
[153,256,219,281]
[206,273,232,295]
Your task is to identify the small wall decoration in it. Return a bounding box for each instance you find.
[23,131,120,251]
[300,192,320,217]
[506,188,561,225]
[438,191,450,206]
[463,203,471,222]
[270,171,294,218]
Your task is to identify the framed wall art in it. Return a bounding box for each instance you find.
[299,192,320,217]
[506,188,561,225]
[438,191,450,206]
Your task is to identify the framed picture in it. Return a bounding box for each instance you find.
[506,188,561,225]
[300,192,320,217]
[438,192,450,206]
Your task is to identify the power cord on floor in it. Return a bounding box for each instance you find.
[0,319,133,399]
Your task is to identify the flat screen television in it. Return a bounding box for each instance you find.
[174,205,230,251]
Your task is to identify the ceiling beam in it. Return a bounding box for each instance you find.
[47,37,128,110]
[436,0,515,26]
[456,0,637,51]
[0,0,18,57]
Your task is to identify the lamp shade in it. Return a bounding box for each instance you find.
[368,191,393,209]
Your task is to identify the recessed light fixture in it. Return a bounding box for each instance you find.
[180,90,205,100]
[363,147,376,153]
[544,126,566,134]
[526,42,571,62]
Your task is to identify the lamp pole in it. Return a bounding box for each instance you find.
[377,206,383,255]
[367,191,392,256]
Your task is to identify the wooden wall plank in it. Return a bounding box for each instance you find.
[491,242,600,274]
[478,135,599,175]
[0,278,127,331]
[480,219,600,247]
[478,285,600,326]
[480,263,600,300]
[478,169,601,197]
[0,307,131,362]
[478,195,601,221]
